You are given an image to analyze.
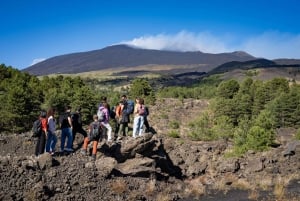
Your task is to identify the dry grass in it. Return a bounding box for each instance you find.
[232,178,252,190]
[184,176,207,199]
[145,179,156,196]
[154,184,175,201]
[155,193,173,201]
[248,189,260,200]
[274,181,285,200]
[255,174,274,190]
[44,64,197,79]
[212,173,240,192]
[272,174,299,200]
[111,178,127,195]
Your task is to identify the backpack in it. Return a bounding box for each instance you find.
[71,112,81,128]
[145,106,149,116]
[125,100,134,115]
[138,104,145,115]
[32,119,42,137]
[97,108,106,122]
[89,122,101,141]
[60,112,71,128]
[109,106,116,119]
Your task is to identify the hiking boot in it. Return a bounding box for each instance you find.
[91,154,96,161]
[80,149,87,156]
[117,136,122,141]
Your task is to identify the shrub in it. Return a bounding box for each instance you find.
[211,115,235,139]
[296,128,300,140]
[169,120,180,129]
[168,130,180,138]
[233,125,274,155]
[188,113,215,141]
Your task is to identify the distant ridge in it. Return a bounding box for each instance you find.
[211,58,300,74]
[211,59,276,73]
[23,45,256,75]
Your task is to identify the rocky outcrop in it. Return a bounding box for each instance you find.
[0,132,300,201]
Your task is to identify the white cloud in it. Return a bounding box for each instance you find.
[31,58,46,66]
[121,30,300,59]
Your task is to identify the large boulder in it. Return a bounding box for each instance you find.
[283,141,300,157]
[95,156,117,177]
[115,157,156,177]
[112,134,158,162]
[37,153,53,170]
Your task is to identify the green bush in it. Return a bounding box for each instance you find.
[168,130,180,138]
[211,115,235,139]
[233,124,274,155]
[169,121,180,129]
[296,129,300,140]
[188,113,215,141]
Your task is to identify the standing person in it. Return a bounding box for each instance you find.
[99,96,111,116]
[114,101,122,136]
[143,105,151,133]
[121,94,127,102]
[45,108,57,155]
[35,110,48,157]
[117,100,130,140]
[71,107,87,149]
[121,94,134,130]
[60,106,73,152]
[81,115,102,161]
[98,102,113,142]
[132,98,145,138]
[121,95,134,115]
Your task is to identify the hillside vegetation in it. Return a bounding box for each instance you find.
[2,63,300,156]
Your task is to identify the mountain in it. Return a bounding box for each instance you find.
[23,45,256,75]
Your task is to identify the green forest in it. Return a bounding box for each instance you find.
[1,64,300,155]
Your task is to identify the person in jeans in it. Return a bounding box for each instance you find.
[71,107,87,149]
[35,110,48,157]
[132,98,145,138]
[60,106,73,152]
[117,100,130,140]
[45,108,57,155]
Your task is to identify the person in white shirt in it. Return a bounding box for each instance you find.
[45,108,57,155]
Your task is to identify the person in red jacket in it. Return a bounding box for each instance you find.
[35,110,48,157]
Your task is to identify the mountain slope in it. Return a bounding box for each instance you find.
[23,45,256,75]
[210,59,277,74]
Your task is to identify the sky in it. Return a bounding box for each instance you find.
[1,0,300,70]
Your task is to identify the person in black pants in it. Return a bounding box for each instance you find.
[71,108,87,149]
[35,110,48,157]
[143,106,151,133]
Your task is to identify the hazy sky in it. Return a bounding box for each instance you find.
[1,0,300,69]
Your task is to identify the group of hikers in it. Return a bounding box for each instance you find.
[34,95,151,160]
